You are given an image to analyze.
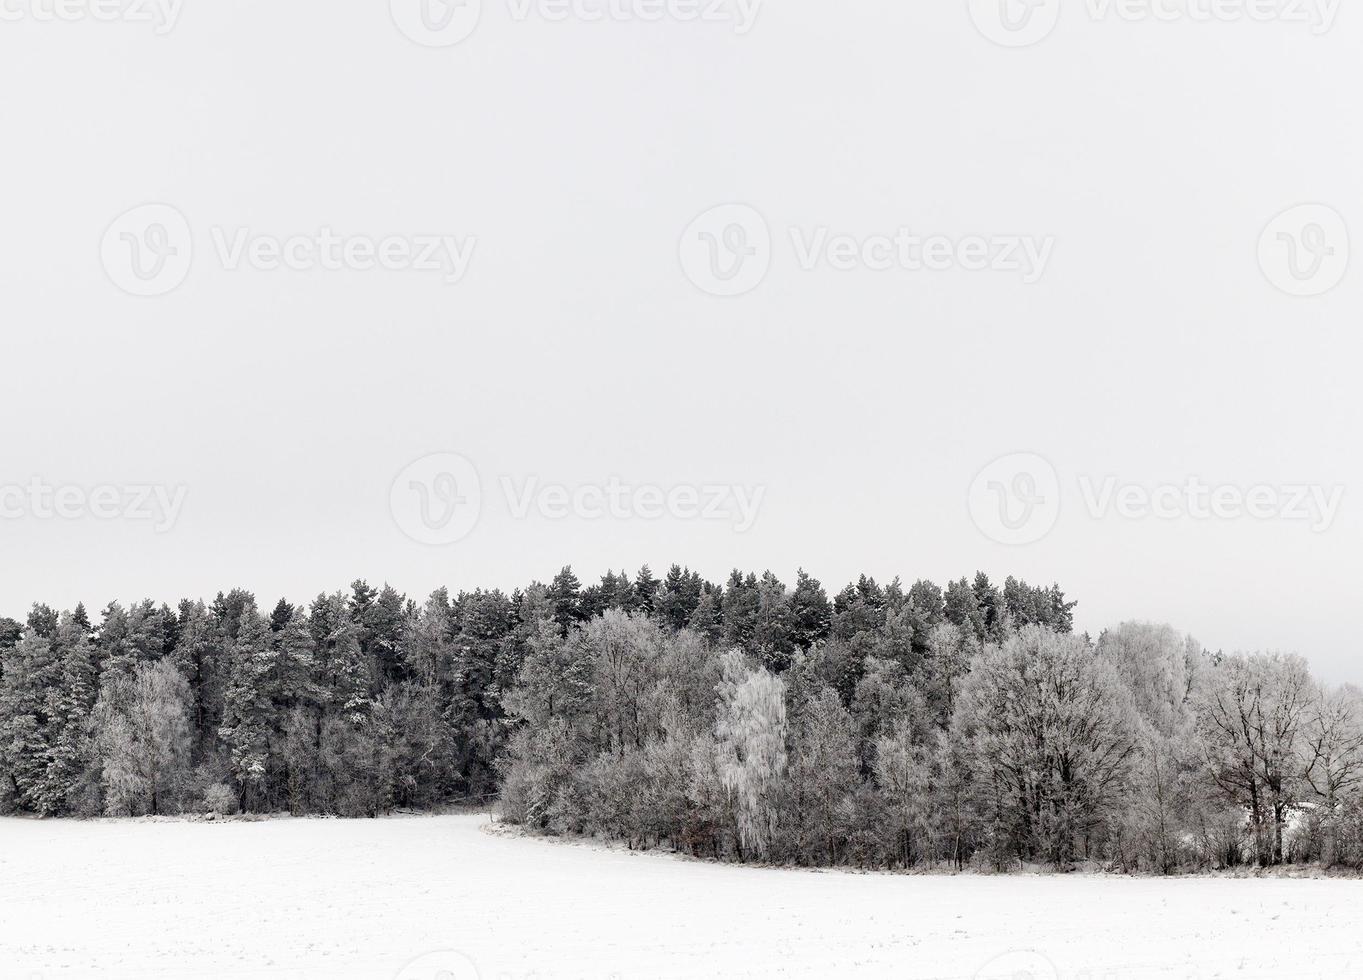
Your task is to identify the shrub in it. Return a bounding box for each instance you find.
[203,783,240,816]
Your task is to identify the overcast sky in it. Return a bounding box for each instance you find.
[2,1,1360,679]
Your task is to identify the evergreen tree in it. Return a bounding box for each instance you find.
[273,607,318,709]
[169,600,228,758]
[721,570,759,651]
[633,565,661,614]
[0,630,61,811]
[655,565,703,631]
[750,571,794,671]
[219,603,273,809]
[688,584,724,645]
[312,593,371,721]
[269,598,295,634]
[37,613,100,815]
[789,569,832,650]
[547,566,584,632]
[943,578,981,638]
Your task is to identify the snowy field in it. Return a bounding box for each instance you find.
[2,814,1361,980]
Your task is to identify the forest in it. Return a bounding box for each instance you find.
[2,565,1361,873]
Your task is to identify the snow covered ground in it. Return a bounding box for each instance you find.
[2,813,1361,980]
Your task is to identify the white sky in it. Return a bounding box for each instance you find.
[1,1,1360,679]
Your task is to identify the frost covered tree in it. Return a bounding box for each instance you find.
[17,563,1363,875]
[90,660,193,816]
[714,651,787,861]
[873,716,933,867]
[1301,685,1363,865]
[955,626,1138,868]
[0,628,61,812]
[785,686,860,864]
[219,602,273,809]
[39,613,101,815]
[1197,653,1314,866]
[585,610,664,755]
[1097,623,1205,872]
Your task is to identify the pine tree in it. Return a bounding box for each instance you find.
[219,603,273,809]
[688,584,724,644]
[268,597,295,633]
[547,566,583,632]
[721,570,759,651]
[789,569,831,650]
[656,565,704,630]
[750,572,794,671]
[0,629,61,811]
[273,607,318,709]
[36,614,100,815]
[633,565,661,614]
[313,593,372,722]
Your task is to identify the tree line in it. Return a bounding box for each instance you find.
[2,565,1360,873]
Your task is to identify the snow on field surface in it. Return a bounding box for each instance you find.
[2,814,1361,980]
